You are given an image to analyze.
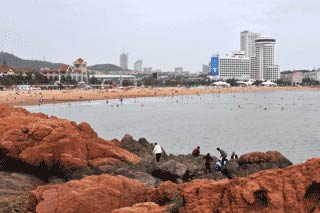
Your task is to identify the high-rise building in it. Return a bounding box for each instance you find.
[212,51,250,80]
[120,53,128,70]
[254,35,280,81]
[202,64,209,72]
[134,60,142,72]
[241,31,261,79]
[240,31,261,58]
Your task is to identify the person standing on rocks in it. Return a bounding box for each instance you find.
[217,147,228,165]
[231,152,238,160]
[192,146,200,157]
[153,143,163,162]
[203,153,213,174]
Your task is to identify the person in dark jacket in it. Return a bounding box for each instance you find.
[217,147,228,165]
[231,152,238,160]
[192,146,200,157]
[203,153,213,174]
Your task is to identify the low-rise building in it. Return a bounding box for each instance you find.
[280,69,320,84]
[0,63,33,76]
[40,58,88,82]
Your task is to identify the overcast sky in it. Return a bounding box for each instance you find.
[0,0,319,71]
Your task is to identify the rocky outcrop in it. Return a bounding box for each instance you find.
[0,104,140,180]
[152,154,221,183]
[27,174,154,213]
[224,151,292,178]
[119,135,292,183]
[154,158,320,212]
[27,158,320,212]
[0,171,44,212]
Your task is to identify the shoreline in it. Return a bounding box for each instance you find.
[0,86,319,106]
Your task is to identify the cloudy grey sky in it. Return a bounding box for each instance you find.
[0,0,319,71]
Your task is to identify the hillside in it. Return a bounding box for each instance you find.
[0,51,122,72]
[88,64,123,71]
[0,52,64,70]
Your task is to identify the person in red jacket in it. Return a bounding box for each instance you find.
[192,146,200,157]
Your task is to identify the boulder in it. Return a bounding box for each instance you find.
[0,104,140,180]
[224,151,293,178]
[26,174,154,213]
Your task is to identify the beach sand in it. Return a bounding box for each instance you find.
[0,86,319,106]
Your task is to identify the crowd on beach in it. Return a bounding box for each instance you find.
[1,86,316,107]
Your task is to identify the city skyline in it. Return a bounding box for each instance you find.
[0,0,320,71]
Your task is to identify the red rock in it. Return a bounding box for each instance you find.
[27,174,153,213]
[112,202,166,213]
[0,104,140,179]
[27,159,320,212]
[155,158,320,212]
[238,151,288,164]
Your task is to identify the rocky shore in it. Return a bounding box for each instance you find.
[0,104,319,212]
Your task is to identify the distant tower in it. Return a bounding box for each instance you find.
[120,53,128,70]
[240,31,261,79]
[134,60,143,72]
[73,58,88,82]
[254,36,280,81]
[240,31,260,58]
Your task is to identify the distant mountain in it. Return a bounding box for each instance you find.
[0,51,64,70]
[0,51,123,72]
[88,64,123,72]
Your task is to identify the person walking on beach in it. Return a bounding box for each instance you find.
[192,146,200,157]
[203,153,213,174]
[217,147,228,165]
[231,152,238,160]
[153,143,163,162]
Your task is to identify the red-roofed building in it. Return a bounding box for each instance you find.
[0,63,33,76]
[39,58,88,82]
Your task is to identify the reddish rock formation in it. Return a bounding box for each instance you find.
[0,104,140,179]
[27,174,153,213]
[238,151,290,164]
[155,158,320,212]
[27,158,320,212]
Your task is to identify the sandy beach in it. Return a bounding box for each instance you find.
[0,86,319,106]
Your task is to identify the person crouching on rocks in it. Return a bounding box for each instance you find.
[203,153,213,174]
[217,147,228,166]
[215,160,222,172]
[192,146,200,157]
[153,143,163,162]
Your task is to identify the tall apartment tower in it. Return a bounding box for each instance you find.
[134,60,142,72]
[254,36,280,81]
[240,31,260,57]
[120,53,128,70]
[240,31,260,79]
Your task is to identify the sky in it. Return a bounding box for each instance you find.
[0,0,319,72]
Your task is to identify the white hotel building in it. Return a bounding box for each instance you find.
[217,51,250,80]
[210,31,280,81]
[254,36,280,81]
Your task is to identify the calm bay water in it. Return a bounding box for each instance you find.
[24,90,320,163]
